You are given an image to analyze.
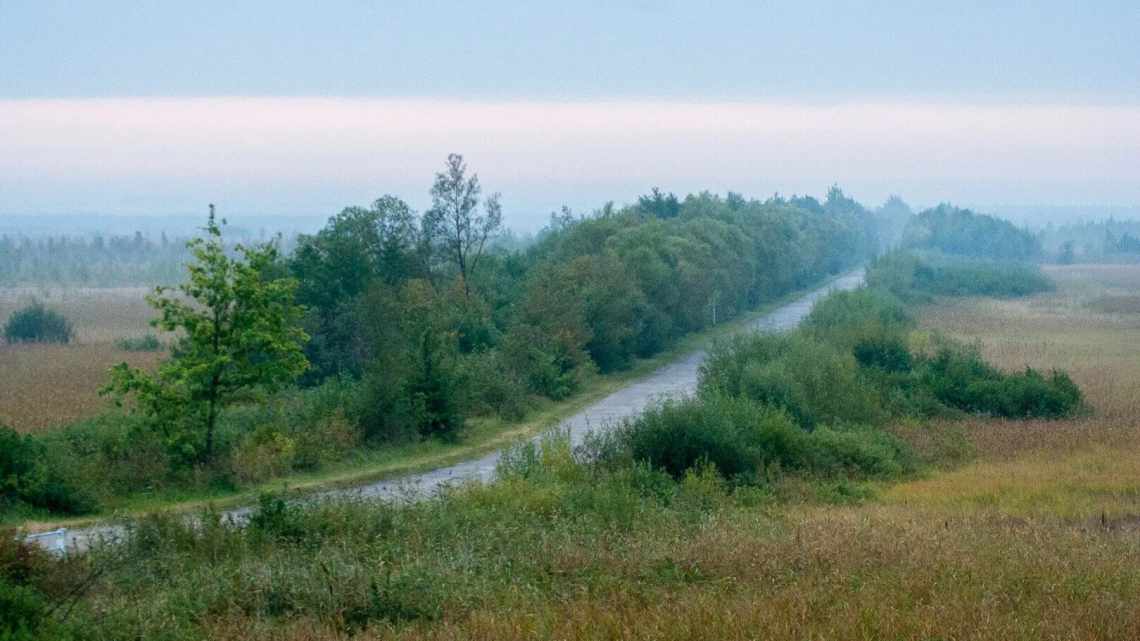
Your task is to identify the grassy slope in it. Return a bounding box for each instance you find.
[16,274,846,531]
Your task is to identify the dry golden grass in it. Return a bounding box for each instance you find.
[0,287,159,431]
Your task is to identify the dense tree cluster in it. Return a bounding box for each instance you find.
[902,204,1040,260]
[288,160,877,441]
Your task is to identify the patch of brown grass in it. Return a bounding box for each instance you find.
[0,287,159,431]
[0,343,162,431]
[0,287,155,343]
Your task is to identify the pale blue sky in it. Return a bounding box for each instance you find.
[3,1,1138,100]
[1,2,1138,227]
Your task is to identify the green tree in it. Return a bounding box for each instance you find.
[423,154,502,297]
[290,195,423,379]
[105,207,309,463]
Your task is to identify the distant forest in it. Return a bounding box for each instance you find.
[1038,219,1140,264]
[0,231,307,288]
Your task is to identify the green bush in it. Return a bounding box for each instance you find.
[853,334,912,372]
[0,577,50,639]
[867,250,1053,301]
[803,286,914,348]
[702,283,1083,425]
[500,324,590,401]
[613,395,910,482]
[2,302,73,344]
[0,427,96,515]
[458,350,530,420]
[701,334,884,429]
[113,333,162,352]
[918,345,1082,418]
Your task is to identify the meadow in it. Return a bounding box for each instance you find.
[6,264,1136,641]
[0,288,161,431]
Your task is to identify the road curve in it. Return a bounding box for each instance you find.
[28,270,863,553]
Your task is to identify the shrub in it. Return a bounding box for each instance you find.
[614,395,911,483]
[113,333,162,352]
[0,577,50,639]
[228,426,297,485]
[803,286,914,348]
[702,334,885,429]
[245,494,311,543]
[458,350,530,420]
[2,302,73,344]
[916,345,1082,418]
[501,324,591,401]
[867,250,1053,301]
[0,426,96,515]
[853,334,912,372]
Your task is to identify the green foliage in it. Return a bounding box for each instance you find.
[637,187,681,219]
[113,333,162,352]
[803,286,914,347]
[0,577,50,640]
[2,302,72,344]
[867,250,1054,301]
[0,426,94,515]
[292,176,877,413]
[611,395,911,482]
[873,195,914,251]
[706,283,1082,423]
[917,344,1082,418]
[352,279,469,441]
[700,334,885,430]
[290,195,426,379]
[903,204,1040,260]
[457,350,529,420]
[104,209,310,464]
[1039,218,1140,263]
[423,153,503,298]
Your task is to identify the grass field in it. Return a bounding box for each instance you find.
[0,287,160,430]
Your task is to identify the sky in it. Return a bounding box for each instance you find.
[2,1,1138,231]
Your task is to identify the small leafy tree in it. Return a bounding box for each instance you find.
[423,154,502,297]
[105,207,309,464]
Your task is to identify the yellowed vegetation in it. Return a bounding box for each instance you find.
[0,287,160,431]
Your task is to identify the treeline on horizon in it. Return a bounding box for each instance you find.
[1039,219,1140,264]
[0,230,305,288]
[9,181,1117,288]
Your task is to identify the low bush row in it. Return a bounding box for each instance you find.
[608,266,1080,488]
[866,250,1054,302]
